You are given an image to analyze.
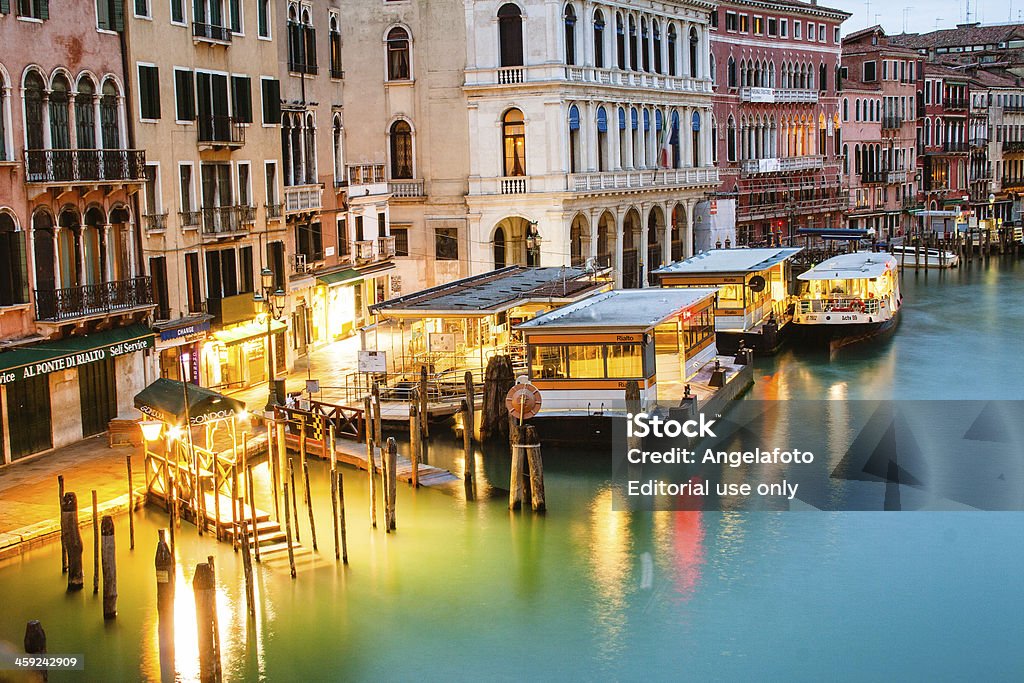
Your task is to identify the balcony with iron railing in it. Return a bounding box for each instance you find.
[200,205,253,237]
[330,67,345,79]
[943,97,968,111]
[34,276,154,322]
[288,60,318,76]
[179,210,202,229]
[1003,103,1024,113]
[881,116,903,130]
[143,213,168,232]
[1003,140,1024,154]
[198,115,245,148]
[943,141,969,153]
[740,156,824,175]
[1002,176,1024,190]
[346,164,388,197]
[388,179,425,199]
[284,184,323,214]
[265,202,283,220]
[739,86,819,104]
[193,22,232,43]
[737,193,849,221]
[24,149,147,185]
[465,64,712,95]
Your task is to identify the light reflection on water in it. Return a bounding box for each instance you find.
[0,259,1023,679]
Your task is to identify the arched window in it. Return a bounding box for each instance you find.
[667,25,677,76]
[564,5,576,66]
[640,18,650,72]
[691,111,701,166]
[502,109,526,176]
[615,14,626,69]
[49,75,71,149]
[669,111,680,168]
[32,210,56,294]
[333,115,344,185]
[593,10,605,69]
[387,28,411,80]
[0,72,7,161]
[0,213,28,306]
[819,63,827,91]
[498,4,524,67]
[710,54,716,84]
[842,143,849,174]
[689,27,699,78]
[330,15,344,78]
[843,98,849,122]
[493,226,506,269]
[711,116,717,164]
[75,77,96,149]
[304,113,317,184]
[727,56,736,88]
[727,116,736,162]
[390,120,413,179]
[855,99,861,122]
[100,80,121,149]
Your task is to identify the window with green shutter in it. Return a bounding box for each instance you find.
[231,76,251,123]
[18,0,48,20]
[0,0,10,15]
[261,79,280,125]
[174,70,195,122]
[139,65,161,120]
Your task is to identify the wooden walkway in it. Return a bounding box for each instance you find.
[333,439,460,488]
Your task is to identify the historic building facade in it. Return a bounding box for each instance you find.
[276,0,395,361]
[125,0,288,393]
[0,2,154,463]
[841,26,921,239]
[710,0,850,245]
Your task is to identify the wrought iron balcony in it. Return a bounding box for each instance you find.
[943,97,968,111]
[198,115,245,147]
[35,277,154,322]
[200,206,252,236]
[24,149,147,184]
[943,141,969,153]
[193,22,232,43]
[330,67,345,79]
[265,202,283,220]
[179,210,202,229]
[881,116,903,130]
[1003,140,1024,154]
[143,213,168,232]
[288,60,319,75]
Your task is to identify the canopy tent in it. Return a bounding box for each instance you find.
[134,378,246,426]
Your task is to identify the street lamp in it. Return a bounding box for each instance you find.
[255,267,287,413]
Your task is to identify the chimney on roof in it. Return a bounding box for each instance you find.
[956,23,980,29]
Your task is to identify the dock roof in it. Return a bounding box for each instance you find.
[653,248,803,276]
[516,289,719,333]
[369,266,606,317]
[798,253,897,280]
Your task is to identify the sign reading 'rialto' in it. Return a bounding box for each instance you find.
[0,337,153,386]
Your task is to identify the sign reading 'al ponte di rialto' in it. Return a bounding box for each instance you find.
[0,337,154,386]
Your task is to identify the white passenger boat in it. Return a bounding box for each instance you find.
[792,252,902,350]
[889,244,959,268]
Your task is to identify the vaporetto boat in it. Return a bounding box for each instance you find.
[792,252,902,350]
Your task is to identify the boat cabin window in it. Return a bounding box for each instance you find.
[568,344,604,378]
[531,345,570,379]
[654,323,679,353]
[606,344,643,378]
[717,284,744,309]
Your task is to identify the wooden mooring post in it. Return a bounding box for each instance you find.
[155,530,175,681]
[481,355,515,442]
[337,470,349,564]
[364,395,377,529]
[385,438,398,532]
[24,620,47,682]
[288,458,301,543]
[92,490,99,594]
[101,516,117,620]
[61,492,84,592]
[522,425,545,512]
[126,455,135,550]
[192,562,221,683]
[463,371,475,486]
[282,482,297,579]
[329,424,340,561]
[268,419,280,521]
[58,475,67,574]
[419,366,429,438]
[509,424,525,511]
[303,461,317,551]
[235,497,256,623]
[409,388,420,488]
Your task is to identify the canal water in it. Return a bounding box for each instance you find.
[2,257,1024,681]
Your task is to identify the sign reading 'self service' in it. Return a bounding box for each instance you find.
[0,336,153,386]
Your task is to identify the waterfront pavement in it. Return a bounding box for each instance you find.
[0,336,362,558]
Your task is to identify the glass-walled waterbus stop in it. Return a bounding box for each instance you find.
[516,288,719,415]
[347,266,609,417]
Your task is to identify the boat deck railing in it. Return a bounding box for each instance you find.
[331,368,487,406]
[799,298,881,315]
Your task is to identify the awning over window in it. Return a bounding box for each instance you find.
[316,268,363,287]
[0,324,154,386]
[212,318,287,347]
[134,378,246,426]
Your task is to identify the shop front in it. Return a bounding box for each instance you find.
[202,316,288,392]
[154,315,212,384]
[0,324,156,462]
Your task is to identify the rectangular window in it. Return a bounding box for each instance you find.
[179,164,194,213]
[258,0,269,37]
[19,0,48,21]
[377,212,387,237]
[753,16,762,35]
[267,241,285,291]
[239,245,253,293]
[807,22,815,41]
[265,161,278,204]
[724,11,737,32]
[739,14,748,33]
[296,221,324,262]
[834,27,840,44]
[170,0,184,24]
[134,0,150,18]
[138,64,161,120]
[780,19,788,38]
[144,163,160,214]
[767,17,777,37]
[863,61,877,82]
[531,345,569,379]
[794,21,801,39]
[568,345,605,379]
[237,162,250,206]
[391,226,409,256]
[185,252,202,313]
[709,10,718,29]
[434,227,458,261]
[229,0,240,33]
[231,75,252,123]
[818,24,825,42]
[337,217,349,255]
[149,256,169,320]
[174,69,195,122]
[882,61,889,80]
[606,344,642,379]
[261,78,281,125]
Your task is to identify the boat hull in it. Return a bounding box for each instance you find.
[791,309,900,351]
